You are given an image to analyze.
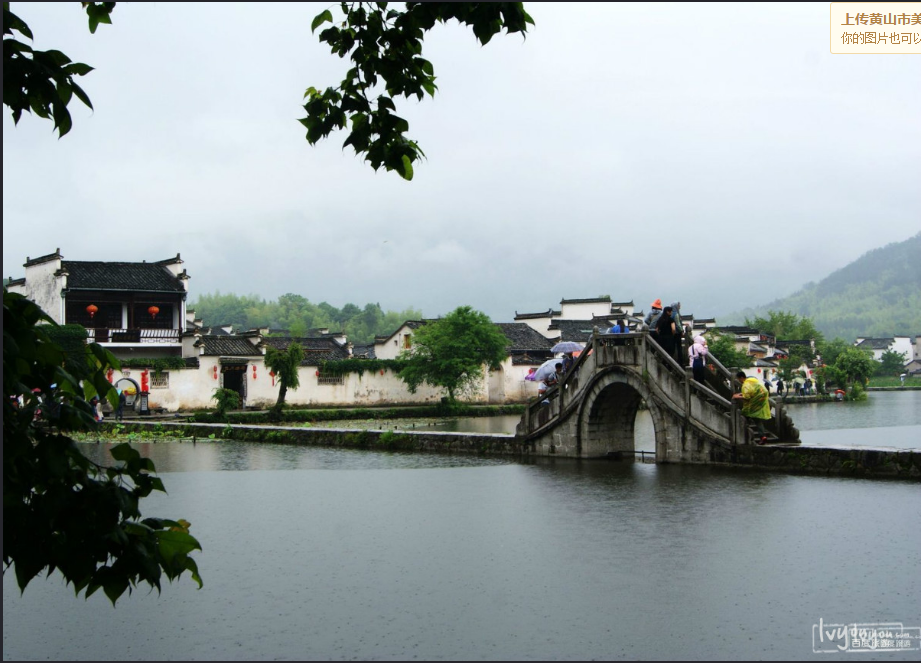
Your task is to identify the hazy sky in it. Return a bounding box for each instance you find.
[4,3,919,322]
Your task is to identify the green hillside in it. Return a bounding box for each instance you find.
[731,233,921,342]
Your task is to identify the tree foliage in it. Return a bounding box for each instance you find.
[397,305,509,402]
[190,291,422,345]
[876,349,908,377]
[833,347,876,386]
[703,329,752,369]
[734,233,921,341]
[264,342,304,414]
[745,310,824,344]
[2,2,114,137]
[211,388,241,418]
[816,337,850,367]
[3,288,202,604]
[304,2,534,179]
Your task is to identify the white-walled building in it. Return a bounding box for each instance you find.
[854,336,914,362]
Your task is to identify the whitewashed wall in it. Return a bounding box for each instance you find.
[142,356,233,411]
[373,324,415,359]
[138,356,553,411]
[517,316,555,338]
[892,337,913,362]
[9,257,65,323]
[559,301,611,320]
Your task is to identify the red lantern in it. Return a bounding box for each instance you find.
[757,368,761,373]
[213,365,219,380]
[140,369,149,392]
[270,371,276,386]
[252,365,257,380]
[86,304,98,319]
[315,370,320,377]
[380,369,384,375]
[148,306,160,319]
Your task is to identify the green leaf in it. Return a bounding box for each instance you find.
[311,9,334,34]
[400,154,413,181]
[109,443,141,463]
[63,62,94,77]
[103,576,129,604]
[157,529,202,565]
[70,81,93,110]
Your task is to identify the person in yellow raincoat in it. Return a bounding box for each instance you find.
[732,371,771,444]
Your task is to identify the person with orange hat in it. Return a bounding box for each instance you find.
[644,299,663,334]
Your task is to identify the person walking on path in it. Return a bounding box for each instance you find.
[688,335,708,385]
[776,378,785,398]
[668,302,685,364]
[644,299,663,338]
[115,388,126,421]
[732,371,771,444]
[655,306,679,360]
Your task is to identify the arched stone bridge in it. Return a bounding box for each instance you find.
[516,332,800,463]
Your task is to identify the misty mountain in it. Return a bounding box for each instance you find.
[728,233,921,342]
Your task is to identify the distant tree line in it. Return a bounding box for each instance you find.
[189,292,422,345]
[732,233,921,342]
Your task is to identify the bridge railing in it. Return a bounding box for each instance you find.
[518,328,798,446]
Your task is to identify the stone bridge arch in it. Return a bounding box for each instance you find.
[577,367,669,460]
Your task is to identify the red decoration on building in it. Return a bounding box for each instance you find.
[213,366,219,380]
[315,370,320,377]
[140,369,149,392]
[86,304,98,318]
[148,306,160,319]
[270,371,276,386]
[252,365,257,380]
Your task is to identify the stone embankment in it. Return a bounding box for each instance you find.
[103,421,920,480]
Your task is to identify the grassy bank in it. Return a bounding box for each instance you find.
[188,403,525,425]
[867,376,921,388]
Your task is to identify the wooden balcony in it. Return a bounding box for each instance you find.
[86,328,181,344]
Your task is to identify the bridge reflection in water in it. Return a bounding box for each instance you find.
[517,331,799,462]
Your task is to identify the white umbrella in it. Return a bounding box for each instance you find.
[551,341,584,354]
[532,358,563,382]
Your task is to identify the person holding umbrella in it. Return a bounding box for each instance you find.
[533,358,564,398]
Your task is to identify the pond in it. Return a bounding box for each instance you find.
[308,391,921,450]
[3,392,919,660]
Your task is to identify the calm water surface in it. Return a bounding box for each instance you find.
[315,391,921,450]
[3,394,919,661]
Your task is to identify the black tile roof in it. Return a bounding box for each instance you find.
[376,320,430,344]
[511,352,554,366]
[23,249,62,267]
[350,344,377,359]
[547,320,597,342]
[513,309,553,321]
[261,336,350,363]
[716,326,761,336]
[494,323,556,351]
[195,335,263,356]
[63,260,186,292]
[560,297,611,304]
[855,338,895,350]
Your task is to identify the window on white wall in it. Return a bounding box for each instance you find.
[317,371,344,386]
[150,372,169,389]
